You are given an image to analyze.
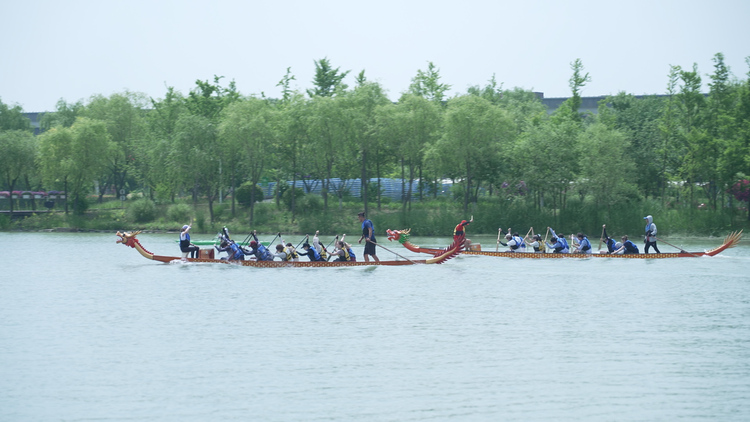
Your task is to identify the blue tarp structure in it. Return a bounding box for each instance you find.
[262,178,453,201]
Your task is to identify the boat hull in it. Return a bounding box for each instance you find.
[151,255,425,267]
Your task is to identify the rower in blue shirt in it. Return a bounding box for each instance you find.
[546,227,570,253]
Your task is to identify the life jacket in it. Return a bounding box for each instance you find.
[229,243,244,260]
[606,238,617,252]
[624,240,639,254]
[510,236,525,250]
[579,237,591,251]
[318,246,328,261]
[534,241,546,253]
[338,247,351,261]
[179,233,191,251]
[560,236,569,250]
[307,247,321,261]
[282,247,298,261]
[256,244,273,261]
[347,247,356,261]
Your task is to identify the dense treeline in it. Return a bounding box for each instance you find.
[1,54,750,235]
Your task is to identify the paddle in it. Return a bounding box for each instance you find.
[598,224,605,251]
[495,228,502,252]
[367,238,418,264]
[523,227,533,244]
[262,232,280,250]
[296,235,308,250]
[653,236,695,255]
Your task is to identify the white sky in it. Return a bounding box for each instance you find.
[2,0,749,112]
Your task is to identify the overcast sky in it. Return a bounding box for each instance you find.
[2,0,749,112]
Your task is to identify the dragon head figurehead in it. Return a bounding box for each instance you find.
[386,228,411,244]
[116,230,142,248]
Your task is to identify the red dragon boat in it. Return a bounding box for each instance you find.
[386,229,743,259]
[116,230,463,267]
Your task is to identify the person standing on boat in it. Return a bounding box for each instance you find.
[643,215,661,253]
[358,212,379,262]
[454,215,473,247]
[545,227,570,253]
[613,235,639,254]
[573,233,592,254]
[179,224,200,258]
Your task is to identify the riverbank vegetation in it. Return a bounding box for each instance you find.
[1,54,750,237]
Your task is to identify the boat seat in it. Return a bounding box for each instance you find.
[181,251,189,259]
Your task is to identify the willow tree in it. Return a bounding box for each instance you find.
[0,130,36,217]
[220,97,278,224]
[84,92,147,202]
[306,95,354,210]
[576,122,636,212]
[389,93,441,209]
[172,113,221,221]
[348,80,390,215]
[38,118,112,214]
[437,95,514,213]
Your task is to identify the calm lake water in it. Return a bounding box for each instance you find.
[1,231,749,421]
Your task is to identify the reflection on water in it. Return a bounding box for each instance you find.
[1,232,749,421]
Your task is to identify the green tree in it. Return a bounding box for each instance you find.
[219,97,278,224]
[40,99,84,130]
[467,74,503,105]
[437,95,514,212]
[307,57,350,98]
[0,99,32,131]
[306,95,354,209]
[576,122,637,211]
[38,118,112,214]
[84,92,147,202]
[676,63,709,207]
[408,61,452,103]
[599,93,664,198]
[142,86,187,202]
[553,58,591,123]
[172,113,221,221]
[0,130,37,216]
[389,93,442,210]
[348,81,390,215]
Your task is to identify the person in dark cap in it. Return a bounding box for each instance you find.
[246,230,273,261]
[298,241,325,261]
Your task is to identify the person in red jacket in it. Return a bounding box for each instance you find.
[453,215,473,247]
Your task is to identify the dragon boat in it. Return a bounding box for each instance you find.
[386,228,743,259]
[116,230,463,267]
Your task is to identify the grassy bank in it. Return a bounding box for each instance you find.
[2,195,748,239]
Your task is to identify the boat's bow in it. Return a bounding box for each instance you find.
[116,230,157,260]
[387,228,464,264]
